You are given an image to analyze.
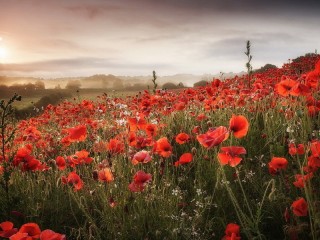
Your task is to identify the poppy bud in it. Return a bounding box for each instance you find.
[206,120,212,127]
[284,207,290,222]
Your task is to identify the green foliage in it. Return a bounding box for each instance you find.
[14,92,71,119]
[0,93,21,218]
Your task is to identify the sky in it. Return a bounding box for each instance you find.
[0,0,319,78]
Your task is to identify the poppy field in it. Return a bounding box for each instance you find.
[1,54,320,239]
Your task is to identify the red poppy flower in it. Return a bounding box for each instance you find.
[128,116,147,131]
[62,171,83,191]
[306,60,320,89]
[128,131,137,147]
[107,138,125,154]
[229,115,249,138]
[196,113,207,121]
[128,170,152,192]
[174,153,193,166]
[134,170,152,185]
[55,156,66,170]
[144,124,157,137]
[40,229,66,240]
[175,133,190,144]
[290,83,310,96]
[22,157,42,172]
[66,125,87,142]
[67,150,93,167]
[154,137,172,158]
[268,157,288,175]
[16,223,41,239]
[174,101,186,110]
[310,141,320,158]
[293,173,313,188]
[23,126,42,142]
[291,198,308,216]
[15,145,32,159]
[0,221,18,238]
[131,150,151,165]
[275,78,298,97]
[8,232,29,240]
[223,223,241,240]
[307,155,320,172]
[288,143,305,156]
[217,146,246,167]
[197,126,229,149]
[13,145,33,166]
[98,168,114,183]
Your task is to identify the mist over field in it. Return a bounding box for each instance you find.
[0,71,246,90]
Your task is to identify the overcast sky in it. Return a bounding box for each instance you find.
[0,0,319,77]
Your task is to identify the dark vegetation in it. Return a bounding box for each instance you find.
[14,91,72,119]
[193,80,208,87]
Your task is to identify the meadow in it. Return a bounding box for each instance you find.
[0,54,320,239]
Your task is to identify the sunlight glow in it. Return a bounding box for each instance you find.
[0,46,8,61]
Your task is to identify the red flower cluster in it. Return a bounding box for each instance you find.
[0,222,65,240]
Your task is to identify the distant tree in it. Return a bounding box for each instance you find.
[254,64,278,73]
[177,82,185,88]
[54,84,62,90]
[65,80,81,90]
[304,52,318,58]
[162,82,178,89]
[34,80,45,90]
[193,80,208,88]
[25,83,35,91]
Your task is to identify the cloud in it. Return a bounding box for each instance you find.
[0,58,117,72]
[0,57,174,76]
[65,3,124,19]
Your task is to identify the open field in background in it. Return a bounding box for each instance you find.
[0,54,320,239]
[3,89,139,110]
